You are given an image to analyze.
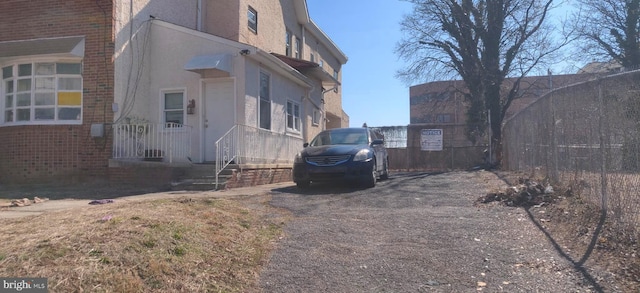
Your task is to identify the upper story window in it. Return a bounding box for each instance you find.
[286,100,300,132]
[435,114,452,123]
[2,61,82,125]
[285,30,292,56]
[333,69,339,80]
[310,53,315,63]
[294,37,301,59]
[248,6,258,33]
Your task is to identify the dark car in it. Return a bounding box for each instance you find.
[293,127,389,188]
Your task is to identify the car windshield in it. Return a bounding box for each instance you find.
[310,129,369,146]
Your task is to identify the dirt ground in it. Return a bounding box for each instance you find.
[488,171,639,293]
[260,171,638,292]
[1,171,638,292]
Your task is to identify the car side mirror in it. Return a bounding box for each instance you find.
[303,142,309,148]
[371,139,384,146]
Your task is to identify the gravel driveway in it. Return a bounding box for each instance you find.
[259,171,603,292]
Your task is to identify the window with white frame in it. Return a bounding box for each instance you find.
[294,37,301,59]
[2,61,82,125]
[248,6,258,33]
[163,90,184,127]
[285,30,292,56]
[286,100,300,132]
[312,109,321,125]
[259,72,271,130]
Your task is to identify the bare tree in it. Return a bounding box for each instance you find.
[573,0,640,69]
[396,0,565,165]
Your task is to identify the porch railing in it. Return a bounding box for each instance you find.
[112,123,192,163]
[215,124,303,186]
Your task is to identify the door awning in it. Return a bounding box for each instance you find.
[184,54,232,74]
[0,36,85,58]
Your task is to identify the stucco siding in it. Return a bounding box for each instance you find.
[134,22,249,161]
[204,0,241,40]
[113,0,198,124]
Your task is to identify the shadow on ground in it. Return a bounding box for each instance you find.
[0,183,169,200]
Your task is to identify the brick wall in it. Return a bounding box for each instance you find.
[224,166,292,189]
[0,0,115,184]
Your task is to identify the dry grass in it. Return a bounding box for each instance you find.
[0,195,289,293]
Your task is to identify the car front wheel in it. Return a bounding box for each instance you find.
[296,181,310,189]
[363,162,377,188]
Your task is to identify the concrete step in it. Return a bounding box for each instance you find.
[171,164,237,191]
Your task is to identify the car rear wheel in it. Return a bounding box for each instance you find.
[380,158,389,180]
[296,181,310,189]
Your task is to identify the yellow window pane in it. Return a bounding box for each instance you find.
[58,92,82,105]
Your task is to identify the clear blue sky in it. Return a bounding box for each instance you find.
[307,0,414,128]
[306,1,580,128]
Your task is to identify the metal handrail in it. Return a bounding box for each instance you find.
[112,123,192,163]
[215,124,303,187]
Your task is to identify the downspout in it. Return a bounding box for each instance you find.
[197,0,203,31]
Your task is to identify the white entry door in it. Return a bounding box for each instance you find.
[204,80,235,162]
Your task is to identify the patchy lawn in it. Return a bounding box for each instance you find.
[0,195,289,293]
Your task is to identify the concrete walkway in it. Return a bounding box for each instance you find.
[0,182,294,219]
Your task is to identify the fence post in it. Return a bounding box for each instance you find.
[550,88,559,182]
[598,81,608,213]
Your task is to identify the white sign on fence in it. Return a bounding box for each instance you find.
[421,129,443,151]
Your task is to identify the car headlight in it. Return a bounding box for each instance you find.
[353,149,371,162]
[294,152,304,163]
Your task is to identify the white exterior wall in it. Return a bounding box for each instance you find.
[113,0,199,124]
[243,59,306,136]
[141,22,250,161]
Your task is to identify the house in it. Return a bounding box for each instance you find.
[0,0,348,187]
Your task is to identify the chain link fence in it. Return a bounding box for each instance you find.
[372,125,488,171]
[503,70,640,243]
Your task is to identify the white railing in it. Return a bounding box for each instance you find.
[215,124,303,186]
[112,123,192,163]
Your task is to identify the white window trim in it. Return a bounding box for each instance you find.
[248,6,258,33]
[1,59,83,126]
[258,71,271,130]
[312,109,321,126]
[160,88,186,130]
[286,100,301,133]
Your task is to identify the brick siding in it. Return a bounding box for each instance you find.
[0,0,115,184]
[224,166,292,189]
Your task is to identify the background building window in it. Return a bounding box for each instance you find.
[163,91,184,127]
[287,100,300,131]
[259,72,271,130]
[436,114,452,123]
[248,6,258,33]
[2,61,82,125]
